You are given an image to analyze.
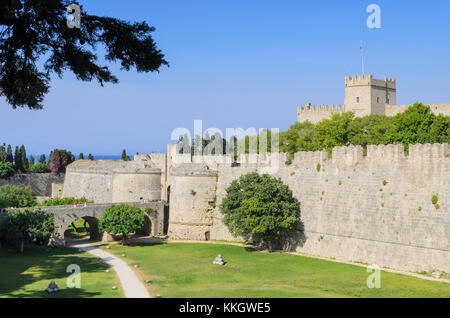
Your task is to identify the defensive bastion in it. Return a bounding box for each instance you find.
[57,143,450,273]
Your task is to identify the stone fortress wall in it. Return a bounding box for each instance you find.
[158,143,450,273]
[62,160,162,203]
[298,74,450,123]
[53,141,449,273]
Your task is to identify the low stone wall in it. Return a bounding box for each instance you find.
[0,173,65,197]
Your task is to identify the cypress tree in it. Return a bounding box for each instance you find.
[121,149,130,161]
[79,153,84,160]
[88,154,94,160]
[6,145,13,163]
[0,144,6,162]
[14,146,22,172]
[20,145,28,171]
[29,155,35,167]
[38,154,46,164]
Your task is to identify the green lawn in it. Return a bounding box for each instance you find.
[0,246,123,298]
[101,242,450,298]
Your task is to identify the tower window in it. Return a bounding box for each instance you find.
[386,98,390,104]
[377,97,380,103]
[356,97,360,103]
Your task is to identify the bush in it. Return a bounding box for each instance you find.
[39,197,93,206]
[0,162,15,179]
[431,194,439,205]
[220,172,299,250]
[0,185,37,208]
[29,162,50,173]
[99,204,145,245]
[0,208,54,252]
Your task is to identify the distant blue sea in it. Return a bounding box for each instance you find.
[88,155,122,161]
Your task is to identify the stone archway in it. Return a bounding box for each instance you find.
[62,216,101,241]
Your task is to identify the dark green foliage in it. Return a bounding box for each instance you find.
[121,149,130,161]
[99,204,145,244]
[0,185,37,208]
[29,155,35,167]
[39,197,92,206]
[14,146,22,172]
[0,162,15,179]
[88,154,94,160]
[28,162,50,173]
[19,145,28,171]
[0,208,54,252]
[48,149,75,173]
[38,154,46,164]
[220,172,299,249]
[0,143,7,162]
[279,103,449,156]
[0,0,168,110]
[6,145,13,163]
[78,153,84,160]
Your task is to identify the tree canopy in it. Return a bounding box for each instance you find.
[220,172,299,250]
[0,0,168,109]
[99,204,145,244]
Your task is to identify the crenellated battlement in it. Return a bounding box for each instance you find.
[298,102,345,112]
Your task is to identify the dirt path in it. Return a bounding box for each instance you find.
[69,241,150,298]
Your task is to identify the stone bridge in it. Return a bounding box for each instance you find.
[33,201,168,245]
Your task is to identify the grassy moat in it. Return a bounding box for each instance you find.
[1,241,449,298]
[100,242,450,298]
[0,246,123,298]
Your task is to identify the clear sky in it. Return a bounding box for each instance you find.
[1,0,449,156]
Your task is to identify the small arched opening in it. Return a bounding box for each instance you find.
[205,231,211,241]
[64,216,101,242]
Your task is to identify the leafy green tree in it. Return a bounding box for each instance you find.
[280,121,321,157]
[348,114,396,148]
[0,208,54,252]
[388,103,450,150]
[121,149,130,161]
[48,149,75,173]
[38,154,46,164]
[315,112,354,153]
[79,153,84,160]
[0,162,15,179]
[99,204,145,245]
[0,185,37,208]
[0,0,168,110]
[220,172,299,250]
[88,154,94,160]
[29,162,50,173]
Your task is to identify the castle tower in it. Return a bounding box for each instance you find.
[344,74,396,117]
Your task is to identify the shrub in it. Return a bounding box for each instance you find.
[29,162,50,173]
[0,162,15,179]
[431,194,438,205]
[0,208,54,252]
[99,204,145,245]
[220,172,299,250]
[0,185,37,208]
[39,197,92,206]
[316,163,321,172]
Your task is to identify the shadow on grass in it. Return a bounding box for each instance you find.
[0,246,110,298]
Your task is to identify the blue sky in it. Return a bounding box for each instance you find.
[1,0,449,155]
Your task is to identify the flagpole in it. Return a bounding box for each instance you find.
[360,40,365,75]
